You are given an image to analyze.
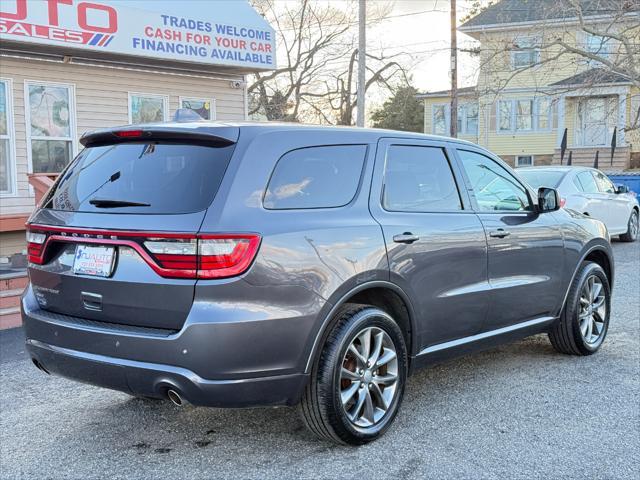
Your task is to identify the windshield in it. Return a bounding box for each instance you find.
[43,142,235,214]
[518,170,566,189]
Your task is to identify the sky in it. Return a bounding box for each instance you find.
[259,0,487,114]
[366,0,483,93]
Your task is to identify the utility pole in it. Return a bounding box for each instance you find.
[357,0,366,127]
[450,0,458,137]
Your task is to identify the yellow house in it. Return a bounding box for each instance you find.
[418,0,640,170]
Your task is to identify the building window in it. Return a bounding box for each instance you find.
[129,93,168,124]
[498,98,554,133]
[464,103,479,135]
[433,103,478,136]
[512,36,540,69]
[584,33,612,60]
[180,97,215,121]
[536,98,553,131]
[26,82,75,174]
[433,104,448,135]
[0,79,16,195]
[498,100,513,132]
[515,100,534,131]
[515,155,534,167]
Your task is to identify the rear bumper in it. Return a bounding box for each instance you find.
[27,338,308,407]
[22,284,315,407]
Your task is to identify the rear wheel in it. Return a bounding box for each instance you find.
[549,262,610,355]
[299,304,408,445]
[619,209,638,242]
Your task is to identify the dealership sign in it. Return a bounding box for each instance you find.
[0,0,276,70]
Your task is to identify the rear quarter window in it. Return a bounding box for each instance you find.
[263,145,367,209]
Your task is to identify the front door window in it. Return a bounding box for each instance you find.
[457,150,532,212]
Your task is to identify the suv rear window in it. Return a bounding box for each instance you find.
[44,142,235,214]
[263,145,367,209]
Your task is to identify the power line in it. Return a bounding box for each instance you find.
[276,7,454,32]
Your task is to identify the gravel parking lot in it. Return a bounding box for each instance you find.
[1,241,638,480]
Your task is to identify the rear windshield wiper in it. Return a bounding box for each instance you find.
[89,198,151,208]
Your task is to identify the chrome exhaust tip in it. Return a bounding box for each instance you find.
[167,389,184,406]
[32,358,50,375]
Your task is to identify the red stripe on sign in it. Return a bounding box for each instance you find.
[98,34,110,46]
[81,31,94,44]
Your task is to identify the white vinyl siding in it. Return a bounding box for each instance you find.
[0,55,245,215]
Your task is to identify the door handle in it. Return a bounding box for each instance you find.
[489,229,511,238]
[393,233,419,244]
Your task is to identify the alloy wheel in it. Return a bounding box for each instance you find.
[630,212,639,240]
[339,327,399,428]
[578,275,607,345]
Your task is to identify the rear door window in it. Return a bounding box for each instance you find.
[44,143,235,214]
[383,145,462,212]
[576,171,599,193]
[264,145,367,209]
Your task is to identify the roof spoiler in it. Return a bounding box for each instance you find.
[80,125,239,148]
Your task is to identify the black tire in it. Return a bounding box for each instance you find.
[299,304,408,445]
[549,262,611,355]
[619,209,639,242]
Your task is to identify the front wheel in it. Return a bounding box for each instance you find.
[619,209,638,242]
[549,262,611,355]
[299,304,408,445]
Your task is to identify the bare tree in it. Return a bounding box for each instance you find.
[249,0,412,125]
[301,50,410,125]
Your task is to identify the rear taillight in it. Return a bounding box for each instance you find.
[26,229,47,264]
[197,236,261,279]
[144,235,261,279]
[25,225,261,280]
[144,239,198,270]
[560,198,566,208]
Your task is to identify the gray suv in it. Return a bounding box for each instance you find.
[22,122,614,445]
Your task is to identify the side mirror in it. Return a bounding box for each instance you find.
[616,184,629,194]
[538,187,560,212]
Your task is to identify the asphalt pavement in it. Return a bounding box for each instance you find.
[1,241,638,480]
